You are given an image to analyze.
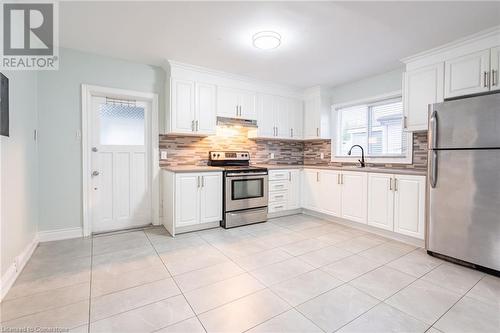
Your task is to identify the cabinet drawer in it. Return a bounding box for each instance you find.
[269,170,290,181]
[268,202,287,213]
[269,191,288,203]
[269,181,288,192]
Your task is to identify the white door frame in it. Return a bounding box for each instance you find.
[81,84,159,236]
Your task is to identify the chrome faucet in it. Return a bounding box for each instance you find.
[348,145,365,168]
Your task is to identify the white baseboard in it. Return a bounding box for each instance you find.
[1,234,39,302]
[38,227,83,242]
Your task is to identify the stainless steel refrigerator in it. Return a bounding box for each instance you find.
[426,92,500,273]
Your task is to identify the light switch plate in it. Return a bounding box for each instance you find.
[160,150,168,160]
[320,152,324,159]
[269,152,275,159]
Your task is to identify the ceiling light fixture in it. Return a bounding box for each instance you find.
[252,31,281,50]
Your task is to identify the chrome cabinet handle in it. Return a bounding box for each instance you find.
[201,176,204,188]
[197,176,200,188]
[290,128,293,137]
[191,120,195,132]
[316,172,319,182]
[92,147,98,152]
[492,69,498,87]
[337,174,340,184]
[316,128,319,136]
[403,116,408,129]
[394,178,398,191]
[484,71,489,88]
[389,178,393,191]
[288,171,291,182]
[195,120,199,132]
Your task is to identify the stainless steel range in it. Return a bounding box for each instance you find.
[209,151,268,228]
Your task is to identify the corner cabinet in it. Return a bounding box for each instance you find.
[162,171,222,236]
[367,173,425,239]
[168,78,217,136]
[403,63,444,132]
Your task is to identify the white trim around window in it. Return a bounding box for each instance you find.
[331,90,413,165]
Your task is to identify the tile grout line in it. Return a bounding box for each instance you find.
[144,229,209,333]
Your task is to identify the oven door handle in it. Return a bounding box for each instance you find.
[226,172,268,177]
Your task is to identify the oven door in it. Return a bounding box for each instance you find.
[225,173,268,212]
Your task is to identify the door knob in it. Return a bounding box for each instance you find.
[92,147,98,152]
[92,171,100,176]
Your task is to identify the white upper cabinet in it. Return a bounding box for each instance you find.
[195,82,217,135]
[341,171,368,224]
[217,86,241,119]
[254,94,303,139]
[403,63,444,131]
[393,174,425,239]
[303,87,330,140]
[170,78,196,134]
[444,49,491,98]
[168,78,216,136]
[217,86,256,120]
[490,46,500,92]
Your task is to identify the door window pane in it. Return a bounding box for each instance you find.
[99,103,145,145]
[232,179,263,200]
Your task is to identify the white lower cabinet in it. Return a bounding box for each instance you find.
[302,169,426,240]
[164,171,222,232]
[367,173,426,239]
[268,169,301,213]
[340,171,368,223]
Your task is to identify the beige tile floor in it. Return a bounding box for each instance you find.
[1,214,499,333]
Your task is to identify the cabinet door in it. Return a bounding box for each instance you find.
[393,175,425,239]
[403,63,444,131]
[287,170,301,210]
[217,87,239,118]
[291,99,304,139]
[239,90,257,120]
[303,98,320,139]
[302,170,320,210]
[367,173,394,231]
[341,171,368,223]
[171,78,195,134]
[195,82,217,135]
[199,173,222,223]
[490,46,500,92]
[275,97,290,139]
[444,49,491,98]
[256,94,276,137]
[318,170,342,217]
[175,173,200,227]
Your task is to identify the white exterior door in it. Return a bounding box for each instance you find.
[367,173,394,231]
[91,96,152,233]
[393,175,426,239]
[341,171,368,223]
[444,49,491,98]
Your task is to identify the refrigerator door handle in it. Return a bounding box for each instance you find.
[430,150,438,188]
[429,109,438,149]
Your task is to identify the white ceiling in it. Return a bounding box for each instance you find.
[60,1,500,88]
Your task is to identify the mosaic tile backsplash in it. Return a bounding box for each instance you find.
[159,127,428,171]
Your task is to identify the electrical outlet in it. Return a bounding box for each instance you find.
[160,150,168,160]
[320,152,324,159]
[269,152,275,159]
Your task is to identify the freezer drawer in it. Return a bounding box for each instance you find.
[429,93,500,149]
[427,149,500,270]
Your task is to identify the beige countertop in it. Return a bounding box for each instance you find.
[253,164,427,176]
[162,166,224,173]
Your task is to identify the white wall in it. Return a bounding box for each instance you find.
[330,67,404,105]
[37,48,165,232]
[1,71,39,278]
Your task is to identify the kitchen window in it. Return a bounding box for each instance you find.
[332,93,412,164]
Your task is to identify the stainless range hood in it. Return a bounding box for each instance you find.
[217,116,257,128]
